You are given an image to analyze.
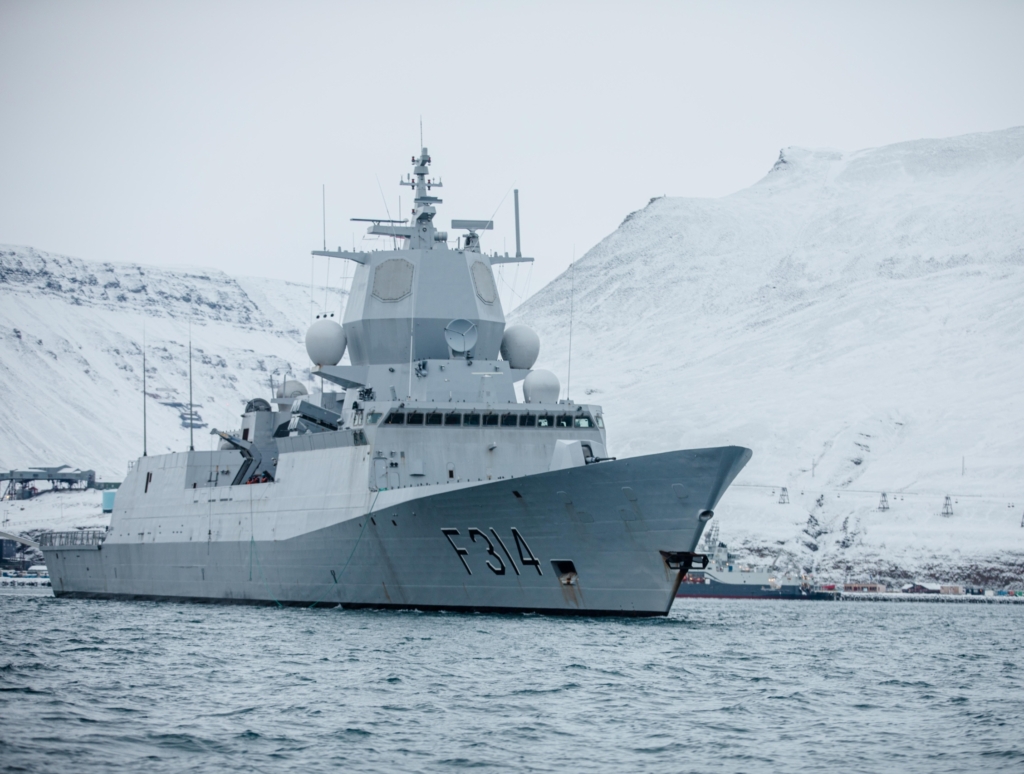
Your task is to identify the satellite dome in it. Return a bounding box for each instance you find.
[523,369,560,404]
[500,325,540,370]
[305,319,346,366]
[277,379,308,400]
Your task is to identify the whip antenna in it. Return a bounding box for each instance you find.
[514,189,522,258]
[188,321,194,452]
[142,323,148,457]
[567,245,575,401]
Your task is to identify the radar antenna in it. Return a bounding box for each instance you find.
[451,219,493,252]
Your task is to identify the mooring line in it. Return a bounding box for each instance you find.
[308,491,379,610]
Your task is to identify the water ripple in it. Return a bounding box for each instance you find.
[2,591,1023,773]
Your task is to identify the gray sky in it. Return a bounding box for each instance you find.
[2,0,1023,306]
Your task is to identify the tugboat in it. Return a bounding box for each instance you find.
[40,146,750,615]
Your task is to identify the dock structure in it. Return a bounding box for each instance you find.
[1,466,97,500]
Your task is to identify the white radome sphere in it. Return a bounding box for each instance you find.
[523,369,560,404]
[305,319,346,366]
[500,324,541,370]
[278,379,308,400]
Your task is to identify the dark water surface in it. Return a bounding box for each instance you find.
[2,592,1022,773]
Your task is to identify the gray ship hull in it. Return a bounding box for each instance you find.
[43,446,750,616]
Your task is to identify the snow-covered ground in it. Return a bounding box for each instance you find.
[2,488,109,536]
[513,127,1024,586]
[3,127,1023,585]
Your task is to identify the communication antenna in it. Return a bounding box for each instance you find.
[375,174,398,249]
[514,189,522,258]
[323,258,331,315]
[142,323,148,457]
[320,184,332,315]
[566,245,575,401]
[188,321,194,452]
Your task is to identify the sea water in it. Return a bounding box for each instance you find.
[1,592,1022,773]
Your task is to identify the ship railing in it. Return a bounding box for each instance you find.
[38,530,108,548]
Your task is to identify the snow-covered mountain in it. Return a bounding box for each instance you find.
[3,127,1023,585]
[0,245,345,480]
[513,127,1024,586]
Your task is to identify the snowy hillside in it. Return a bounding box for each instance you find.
[0,245,345,479]
[3,128,1023,586]
[514,127,1024,586]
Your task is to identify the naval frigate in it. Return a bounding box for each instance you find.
[40,147,751,616]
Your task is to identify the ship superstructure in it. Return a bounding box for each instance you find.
[40,147,751,615]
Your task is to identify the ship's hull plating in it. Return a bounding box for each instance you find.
[43,446,750,616]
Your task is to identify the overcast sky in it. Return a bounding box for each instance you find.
[2,0,1023,307]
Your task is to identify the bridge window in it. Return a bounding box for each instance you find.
[426,413,443,426]
[519,414,536,427]
[464,413,480,427]
[483,414,499,427]
[556,415,572,428]
[383,412,405,425]
[574,415,593,428]
[595,414,604,428]
[445,413,461,426]
[406,412,424,425]
[500,413,518,427]
[367,412,382,424]
[537,414,553,427]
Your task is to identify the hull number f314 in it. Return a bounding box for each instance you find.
[441,527,542,576]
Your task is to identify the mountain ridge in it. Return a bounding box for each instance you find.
[0,243,345,479]
[512,125,1024,584]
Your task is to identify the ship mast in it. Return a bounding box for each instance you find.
[399,148,444,249]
